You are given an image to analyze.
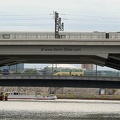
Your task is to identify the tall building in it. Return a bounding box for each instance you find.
[81,64,93,70]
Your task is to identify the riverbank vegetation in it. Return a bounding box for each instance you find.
[56,94,120,100]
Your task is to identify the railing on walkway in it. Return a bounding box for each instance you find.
[0,31,120,40]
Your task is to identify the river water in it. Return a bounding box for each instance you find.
[0,99,120,120]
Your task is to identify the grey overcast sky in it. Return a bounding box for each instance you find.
[0,0,119,70]
[1,0,120,31]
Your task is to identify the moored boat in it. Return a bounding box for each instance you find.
[5,92,57,100]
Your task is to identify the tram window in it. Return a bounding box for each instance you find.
[14,93,18,95]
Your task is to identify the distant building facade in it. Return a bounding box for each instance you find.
[0,64,24,72]
[81,64,93,70]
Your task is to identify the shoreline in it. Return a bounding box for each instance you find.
[56,94,120,101]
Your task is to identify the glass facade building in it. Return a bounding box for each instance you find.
[0,64,24,72]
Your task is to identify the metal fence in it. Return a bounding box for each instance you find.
[0,31,108,40]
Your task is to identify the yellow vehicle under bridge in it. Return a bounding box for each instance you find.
[53,68,84,76]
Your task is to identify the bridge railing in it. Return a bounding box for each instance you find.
[0,32,109,40]
[0,75,120,81]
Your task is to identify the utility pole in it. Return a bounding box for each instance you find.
[54,11,64,38]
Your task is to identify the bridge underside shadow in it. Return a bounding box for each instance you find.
[0,55,105,64]
[0,79,120,88]
[0,54,120,70]
[105,54,120,70]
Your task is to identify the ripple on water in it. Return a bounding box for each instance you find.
[0,110,120,120]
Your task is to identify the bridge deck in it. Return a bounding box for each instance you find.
[0,75,120,88]
[0,75,120,81]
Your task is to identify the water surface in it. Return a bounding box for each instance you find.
[0,99,120,119]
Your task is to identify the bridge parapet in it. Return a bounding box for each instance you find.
[0,75,120,88]
[0,75,119,81]
[0,31,120,40]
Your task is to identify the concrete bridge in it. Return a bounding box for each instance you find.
[0,31,120,70]
[0,75,120,88]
